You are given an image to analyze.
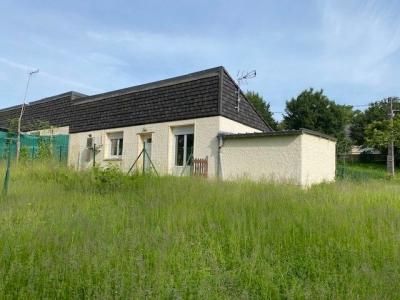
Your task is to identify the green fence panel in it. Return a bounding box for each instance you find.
[0,132,69,164]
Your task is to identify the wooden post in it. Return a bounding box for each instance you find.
[3,139,12,195]
[93,143,96,167]
[142,143,146,174]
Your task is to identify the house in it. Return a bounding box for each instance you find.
[0,66,336,186]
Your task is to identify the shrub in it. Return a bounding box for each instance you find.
[92,165,125,194]
[37,139,51,160]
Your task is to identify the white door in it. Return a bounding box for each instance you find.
[172,126,194,175]
[143,137,152,172]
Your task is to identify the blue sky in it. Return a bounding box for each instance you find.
[1,0,400,120]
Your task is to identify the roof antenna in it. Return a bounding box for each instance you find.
[235,70,256,112]
[16,68,39,162]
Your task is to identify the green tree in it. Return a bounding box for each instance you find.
[365,119,400,151]
[350,98,400,145]
[7,118,18,135]
[245,91,278,130]
[283,88,352,137]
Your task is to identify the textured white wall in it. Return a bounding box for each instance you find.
[219,133,336,186]
[219,135,303,184]
[68,116,263,177]
[68,116,222,176]
[28,126,70,136]
[219,116,262,134]
[300,134,336,186]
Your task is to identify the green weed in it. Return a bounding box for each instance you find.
[0,164,399,298]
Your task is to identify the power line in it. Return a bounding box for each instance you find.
[271,103,385,115]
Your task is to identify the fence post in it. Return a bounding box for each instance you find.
[59,146,62,163]
[3,139,12,196]
[93,143,96,167]
[143,143,146,174]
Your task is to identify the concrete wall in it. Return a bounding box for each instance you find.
[300,134,336,186]
[68,117,220,176]
[68,116,336,186]
[219,133,336,186]
[219,135,303,184]
[68,116,262,177]
[219,116,262,134]
[28,126,70,136]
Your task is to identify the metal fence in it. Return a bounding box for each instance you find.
[0,132,69,164]
[337,153,388,164]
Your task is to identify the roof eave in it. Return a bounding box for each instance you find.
[219,128,337,142]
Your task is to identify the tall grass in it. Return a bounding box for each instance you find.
[0,164,400,298]
[337,162,400,181]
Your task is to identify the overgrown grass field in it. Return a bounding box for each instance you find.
[0,164,400,298]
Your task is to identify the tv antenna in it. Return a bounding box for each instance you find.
[16,68,39,162]
[235,70,256,112]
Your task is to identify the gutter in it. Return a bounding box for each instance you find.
[218,128,337,142]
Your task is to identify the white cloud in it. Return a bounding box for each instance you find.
[0,57,34,72]
[0,56,102,93]
[86,30,226,57]
[318,0,400,87]
[86,52,129,67]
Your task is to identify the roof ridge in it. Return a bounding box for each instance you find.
[0,91,86,112]
[73,66,223,105]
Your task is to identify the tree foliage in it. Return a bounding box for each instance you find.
[350,98,400,145]
[283,88,352,137]
[282,88,353,153]
[245,91,278,130]
[365,119,400,151]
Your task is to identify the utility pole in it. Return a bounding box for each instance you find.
[16,69,39,162]
[388,97,399,176]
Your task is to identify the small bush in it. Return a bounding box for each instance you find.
[37,139,51,160]
[19,147,30,163]
[92,165,125,194]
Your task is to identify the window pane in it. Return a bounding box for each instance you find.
[111,139,118,156]
[118,139,123,156]
[186,134,194,165]
[176,135,184,166]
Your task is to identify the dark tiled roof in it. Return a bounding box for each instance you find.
[218,128,337,142]
[220,69,272,131]
[0,92,86,131]
[69,67,271,133]
[70,69,221,133]
[0,67,272,133]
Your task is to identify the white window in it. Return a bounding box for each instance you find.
[107,132,124,158]
[175,133,194,166]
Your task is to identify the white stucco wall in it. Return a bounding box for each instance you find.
[68,116,222,176]
[68,116,336,186]
[219,116,262,134]
[68,116,262,177]
[219,135,303,184]
[27,126,70,136]
[300,134,336,186]
[219,133,336,186]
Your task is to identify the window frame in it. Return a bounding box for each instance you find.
[175,133,194,167]
[107,132,124,159]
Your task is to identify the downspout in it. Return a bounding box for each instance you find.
[217,135,224,180]
[217,67,225,180]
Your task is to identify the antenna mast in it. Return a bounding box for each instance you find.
[235,70,256,112]
[16,68,39,162]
